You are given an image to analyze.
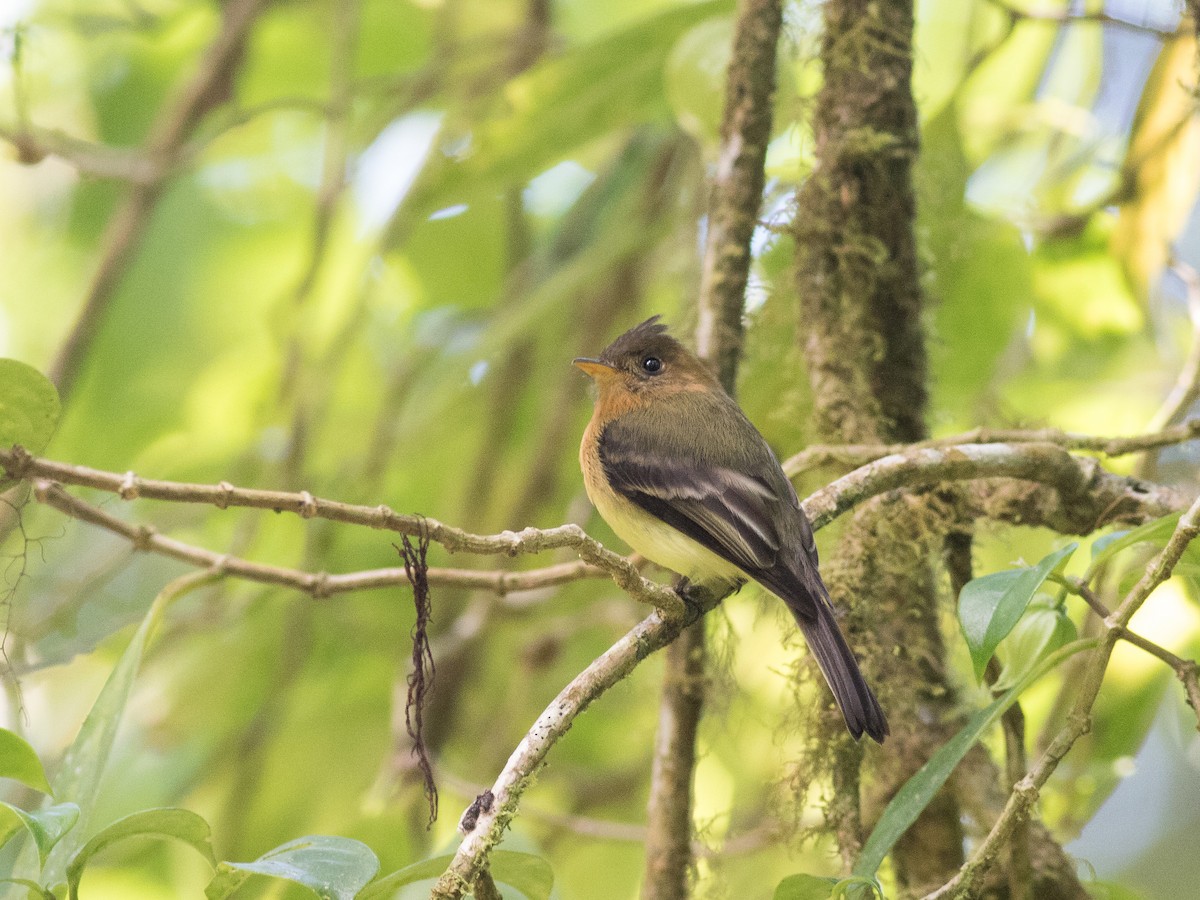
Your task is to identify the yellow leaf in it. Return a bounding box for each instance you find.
[1111,32,1200,300]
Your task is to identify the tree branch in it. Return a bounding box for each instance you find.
[3,435,1197,894]
[783,419,1200,475]
[25,479,605,601]
[4,438,1189,609]
[693,0,782,390]
[0,123,158,181]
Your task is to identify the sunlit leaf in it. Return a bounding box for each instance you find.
[0,359,60,456]
[664,16,734,144]
[204,835,378,900]
[992,603,1078,692]
[958,544,1078,680]
[1090,513,1181,569]
[65,808,216,899]
[0,878,55,900]
[41,571,221,886]
[400,0,730,225]
[0,802,79,866]
[0,730,52,796]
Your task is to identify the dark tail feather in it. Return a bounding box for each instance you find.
[795,603,889,743]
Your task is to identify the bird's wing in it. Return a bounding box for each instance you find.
[598,418,785,573]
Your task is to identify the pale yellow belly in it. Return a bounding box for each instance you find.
[589,478,742,584]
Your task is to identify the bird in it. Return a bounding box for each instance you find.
[574,316,888,743]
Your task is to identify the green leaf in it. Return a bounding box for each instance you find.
[65,808,216,899]
[0,729,52,796]
[204,835,379,900]
[355,854,452,899]
[958,544,1078,680]
[41,571,222,886]
[0,359,60,456]
[489,850,554,900]
[357,850,553,900]
[992,604,1078,692]
[1089,513,1181,569]
[852,637,1097,879]
[0,802,79,866]
[0,878,56,900]
[773,873,838,900]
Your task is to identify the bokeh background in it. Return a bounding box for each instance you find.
[1,0,1199,897]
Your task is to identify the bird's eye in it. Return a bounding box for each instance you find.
[641,356,662,374]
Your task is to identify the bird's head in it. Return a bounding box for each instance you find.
[573,316,719,404]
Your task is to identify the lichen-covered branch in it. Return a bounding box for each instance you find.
[803,441,1185,531]
[4,437,1196,895]
[642,625,706,900]
[783,419,1200,475]
[5,439,1188,607]
[694,0,783,390]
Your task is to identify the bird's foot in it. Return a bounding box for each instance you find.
[674,577,703,627]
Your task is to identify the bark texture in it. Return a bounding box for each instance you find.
[791,0,956,893]
[695,0,784,391]
[792,2,1089,896]
[642,624,707,900]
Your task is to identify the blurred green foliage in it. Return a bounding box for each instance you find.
[1,0,1199,897]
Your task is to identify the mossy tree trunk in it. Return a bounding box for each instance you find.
[792,3,1093,897]
[791,0,961,892]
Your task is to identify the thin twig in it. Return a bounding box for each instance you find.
[25,479,608,600]
[1065,578,1200,726]
[0,124,158,181]
[0,447,681,615]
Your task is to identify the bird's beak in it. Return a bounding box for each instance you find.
[573,357,617,379]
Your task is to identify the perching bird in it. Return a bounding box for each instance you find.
[574,316,887,742]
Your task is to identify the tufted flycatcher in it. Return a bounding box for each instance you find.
[575,316,887,743]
